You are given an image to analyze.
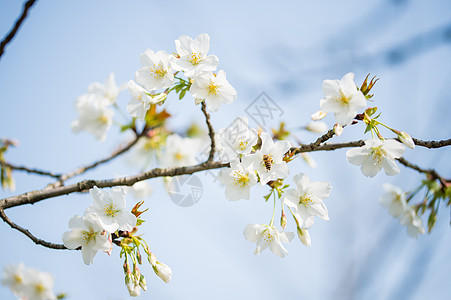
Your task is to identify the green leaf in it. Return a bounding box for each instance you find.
[179,88,187,100]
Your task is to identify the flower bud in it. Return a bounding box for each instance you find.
[311,110,327,121]
[398,131,415,149]
[333,123,343,136]
[152,261,172,284]
[305,121,328,134]
[139,274,147,291]
[297,227,311,247]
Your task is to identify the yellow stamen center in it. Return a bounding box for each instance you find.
[299,193,314,207]
[13,274,23,284]
[104,203,120,217]
[82,230,97,244]
[97,114,109,124]
[263,229,275,242]
[233,171,250,188]
[174,152,184,161]
[150,64,167,78]
[207,82,220,95]
[338,91,350,105]
[236,140,248,151]
[34,283,46,294]
[188,52,202,65]
[371,146,386,164]
[137,94,143,102]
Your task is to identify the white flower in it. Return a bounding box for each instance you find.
[71,93,114,141]
[283,173,331,228]
[398,131,415,149]
[86,186,137,233]
[243,224,294,258]
[311,110,327,121]
[189,70,237,112]
[400,207,425,239]
[320,72,367,126]
[62,213,112,265]
[172,33,219,77]
[127,281,141,297]
[305,121,328,134]
[346,139,405,178]
[1,263,27,296]
[23,268,56,300]
[379,183,407,218]
[126,80,155,120]
[88,72,122,104]
[216,116,258,162]
[247,132,291,185]
[160,134,201,168]
[135,50,175,91]
[296,227,311,247]
[333,123,343,136]
[217,157,258,201]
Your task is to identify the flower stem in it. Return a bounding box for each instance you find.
[269,192,276,227]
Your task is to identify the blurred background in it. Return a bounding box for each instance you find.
[0,0,450,299]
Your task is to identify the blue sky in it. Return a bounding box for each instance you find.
[0,0,450,299]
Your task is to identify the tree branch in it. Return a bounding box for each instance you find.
[412,138,451,149]
[201,101,216,162]
[0,161,229,210]
[0,0,38,61]
[397,157,449,189]
[0,208,67,250]
[0,160,62,179]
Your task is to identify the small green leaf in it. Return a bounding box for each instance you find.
[179,88,187,100]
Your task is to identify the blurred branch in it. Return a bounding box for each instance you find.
[201,102,216,162]
[0,0,38,61]
[0,161,61,179]
[411,138,451,149]
[0,208,67,250]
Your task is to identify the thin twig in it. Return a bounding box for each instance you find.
[0,208,67,250]
[0,0,38,60]
[397,157,449,189]
[0,161,62,179]
[0,161,229,210]
[201,102,216,162]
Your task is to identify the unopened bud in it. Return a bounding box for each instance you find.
[139,274,147,291]
[152,261,173,284]
[280,213,287,230]
[297,227,311,247]
[333,123,343,136]
[305,121,328,134]
[398,131,415,149]
[151,92,167,105]
[311,110,327,121]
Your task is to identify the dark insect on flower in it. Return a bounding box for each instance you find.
[262,154,273,171]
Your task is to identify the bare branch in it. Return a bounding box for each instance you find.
[0,208,67,250]
[0,0,38,61]
[412,138,451,149]
[397,157,449,189]
[0,160,62,179]
[201,102,216,162]
[59,134,144,182]
[0,161,228,210]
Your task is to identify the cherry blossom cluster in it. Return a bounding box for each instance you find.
[379,183,425,238]
[61,186,171,297]
[1,263,59,300]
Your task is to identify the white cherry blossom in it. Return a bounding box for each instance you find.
[189,70,237,112]
[217,157,258,201]
[400,207,425,239]
[23,268,56,300]
[1,263,27,296]
[126,80,155,120]
[86,186,137,233]
[172,33,219,77]
[346,138,405,177]
[88,72,123,104]
[62,213,112,265]
[243,224,294,258]
[379,183,407,218]
[283,173,331,228]
[247,132,291,185]
[216,116,258,162]
[398,131,415,149]
[320,72,366,126]
[305,121,328,134]
[135,50,175,91]
[160,134,201,168]
[71,93,114,141]
[297,227,311,247]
